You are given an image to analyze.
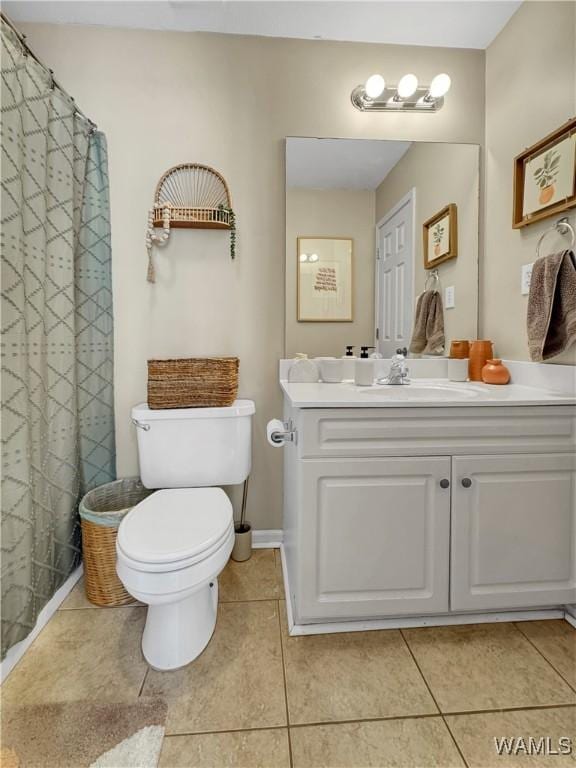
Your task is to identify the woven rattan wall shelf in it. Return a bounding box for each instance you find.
[146,163,236,282]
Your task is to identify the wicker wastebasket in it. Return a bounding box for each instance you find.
[79,478,154,606]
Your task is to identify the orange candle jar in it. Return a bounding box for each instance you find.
[482,359,510,385]
[450,340,470,359]
[468,340,494,382]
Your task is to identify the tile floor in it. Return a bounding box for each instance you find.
[2,549,575,767]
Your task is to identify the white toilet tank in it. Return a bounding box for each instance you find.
[132,400,255,488]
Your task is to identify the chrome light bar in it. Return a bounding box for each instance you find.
[351,85,445,113]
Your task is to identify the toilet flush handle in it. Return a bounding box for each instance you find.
[131,417,150,432]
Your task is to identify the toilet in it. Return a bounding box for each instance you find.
[116,399,255,671]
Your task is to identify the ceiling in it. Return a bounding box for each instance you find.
[4,1,522,49]
[286,138,413,190]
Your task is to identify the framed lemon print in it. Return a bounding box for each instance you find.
[423,204,457,269]
[513,117,576,228]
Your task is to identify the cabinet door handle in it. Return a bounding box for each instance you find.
[439,478,450,489]
[461,477,472,488]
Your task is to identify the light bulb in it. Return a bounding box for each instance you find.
[429,73,451,99]
[299,253,308,263]
[364,74,385,99]
[397,73,418,99]
[308,253,319,263]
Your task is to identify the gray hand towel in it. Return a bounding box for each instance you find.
[409,290,445,355]
[527,249,576,361]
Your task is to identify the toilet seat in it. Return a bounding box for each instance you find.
[117,487,233,573]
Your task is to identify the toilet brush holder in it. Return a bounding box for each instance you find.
[232,522,252,562]
[231,476,252,561]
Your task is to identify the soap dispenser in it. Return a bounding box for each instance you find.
[342,345,357,359]
[354,346,375,386]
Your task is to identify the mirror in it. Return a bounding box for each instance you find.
[285,137,479,358]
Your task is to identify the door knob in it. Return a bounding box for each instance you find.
[439,479,450,489]
[461,477,472,488]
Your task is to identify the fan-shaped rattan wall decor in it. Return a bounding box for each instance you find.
[145,163,236,282]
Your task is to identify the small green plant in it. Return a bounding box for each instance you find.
[533,149,560,189]
[432,222,444,246]
[218,204,237,259]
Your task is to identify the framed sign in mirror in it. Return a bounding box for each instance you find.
[423,204,458,268]
[297,237,353,322]
[513,117,576,228]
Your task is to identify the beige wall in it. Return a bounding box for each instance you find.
[375,142,480,348]
[286,188,375,357]
[483,0,576,364]
[21,22,485,529]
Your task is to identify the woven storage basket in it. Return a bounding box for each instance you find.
[147,357,239,409]
[79,478,154,607]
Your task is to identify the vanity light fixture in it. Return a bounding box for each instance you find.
[351,71,451,113]
[300,253,319,263]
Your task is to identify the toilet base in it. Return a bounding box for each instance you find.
[142,579,219,670]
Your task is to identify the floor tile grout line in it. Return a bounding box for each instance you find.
[160,702,576,739]
[220,596,282,604]
[399,629,470,768]
[287,702,576,729]
[60,597,281,611]
[276,599,294,768]
[137,666,150,697]
[398,629,442,716]
[513,622,576,696]
[164,724,290,738]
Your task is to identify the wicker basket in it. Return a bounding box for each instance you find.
[147,357,239,409]
[79,478,154,607]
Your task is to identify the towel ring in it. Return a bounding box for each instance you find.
[536,217,575,259]
[424,268,439,292]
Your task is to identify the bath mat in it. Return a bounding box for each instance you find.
[1,698,167,768]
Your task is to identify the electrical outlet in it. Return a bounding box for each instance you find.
[521,263,534,295]
[445,285,455,309]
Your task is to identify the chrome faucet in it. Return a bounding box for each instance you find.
[379,349,410,385]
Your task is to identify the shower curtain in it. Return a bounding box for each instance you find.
[1,20,115,658]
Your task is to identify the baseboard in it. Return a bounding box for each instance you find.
[0,565,83,684]
[251,529,283,548]
[564,605,576,628]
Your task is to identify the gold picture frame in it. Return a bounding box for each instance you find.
[423,204,458,269]
[513,117,576,228]
[297,236,353,322]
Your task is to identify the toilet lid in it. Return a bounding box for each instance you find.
[117,488,233,566]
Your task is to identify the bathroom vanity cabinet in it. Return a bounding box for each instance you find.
[282,402,576,629]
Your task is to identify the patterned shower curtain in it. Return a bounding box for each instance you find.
[1,20,115,658]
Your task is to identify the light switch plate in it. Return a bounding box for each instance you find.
[521,263,534,295]
[445,285,455,309]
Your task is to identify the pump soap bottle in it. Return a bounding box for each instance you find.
[354,346,375,386]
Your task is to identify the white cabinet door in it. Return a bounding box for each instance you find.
[296,457,451,621]
[451,454,576,611]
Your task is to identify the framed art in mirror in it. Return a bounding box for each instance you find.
[423,204,458,269]
[513,117,576,229]
[297,237,353,322]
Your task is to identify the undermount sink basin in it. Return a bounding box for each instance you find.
[359,383,481,400]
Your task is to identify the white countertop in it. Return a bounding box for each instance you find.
[280,379,576,408]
